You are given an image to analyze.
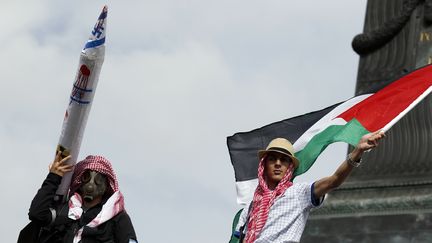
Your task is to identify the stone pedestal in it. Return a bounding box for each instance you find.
[302,1,432,242]
[304,213,432,243]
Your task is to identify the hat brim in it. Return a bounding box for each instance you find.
[258,149,299,169]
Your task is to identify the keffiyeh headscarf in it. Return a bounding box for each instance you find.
[68,155,125,243]
[244,156,295,243]
[70,155,119,196]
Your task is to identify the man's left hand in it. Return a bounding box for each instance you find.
[352,130,386,160]
[358,130,386,151]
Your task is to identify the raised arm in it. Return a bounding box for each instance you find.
[313,131,385,199]
[28,153,72,226]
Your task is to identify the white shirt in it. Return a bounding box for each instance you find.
[235,182,323,243]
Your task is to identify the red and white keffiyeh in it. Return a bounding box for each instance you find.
[68,155,125,243]
[68,191,125,243]
[70,155,119,196]
[244,156,295,243]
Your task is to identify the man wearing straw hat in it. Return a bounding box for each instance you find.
[234,131,385,243]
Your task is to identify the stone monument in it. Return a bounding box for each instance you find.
[302,0,432,242]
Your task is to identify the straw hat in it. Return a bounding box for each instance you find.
[258,138,299,169]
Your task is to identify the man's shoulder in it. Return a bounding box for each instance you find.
[289,182,312,191]
[281,182,314,202]
[291,182,324,207]
[112,210,130,221]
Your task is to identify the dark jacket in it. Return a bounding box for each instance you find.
[23,173,137,243]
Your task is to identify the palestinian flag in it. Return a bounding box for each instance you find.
[227,64,432,205]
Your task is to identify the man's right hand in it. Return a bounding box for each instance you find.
[49,152,73,177]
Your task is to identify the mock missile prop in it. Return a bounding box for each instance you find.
[55,6,108,196]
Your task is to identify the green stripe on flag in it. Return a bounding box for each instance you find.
[294,119,370,176]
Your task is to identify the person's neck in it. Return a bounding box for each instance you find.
[267,181,277,190]
[82,198,102,211]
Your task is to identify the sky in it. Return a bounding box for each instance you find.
[1,0,367,242]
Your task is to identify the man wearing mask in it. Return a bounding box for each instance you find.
[23,153,137,243]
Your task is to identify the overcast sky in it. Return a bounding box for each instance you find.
[1,1,367,242]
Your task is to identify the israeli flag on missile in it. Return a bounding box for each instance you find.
[56,6,108,196]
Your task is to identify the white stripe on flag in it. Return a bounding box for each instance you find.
[236,179,258,205]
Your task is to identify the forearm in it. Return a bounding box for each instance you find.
[334,147,365,183]
[331,159,354,187]
[314,131,385,198]
[314,148,362,198]
[28,173,62,225]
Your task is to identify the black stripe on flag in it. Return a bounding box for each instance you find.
[227,102,341,182]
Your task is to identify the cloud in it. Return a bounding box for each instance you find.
[1,1,367,242]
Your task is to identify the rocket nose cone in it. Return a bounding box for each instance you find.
[92,5,107,40]
[99,5,108,21]
[83,6,108,51]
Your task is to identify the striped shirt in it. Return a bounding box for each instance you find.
[235,182,323,243]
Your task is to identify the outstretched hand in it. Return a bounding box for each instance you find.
[357,130,386,152]
[313,130,386,198]
[49,152,73,177]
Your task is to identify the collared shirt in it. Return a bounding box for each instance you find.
[235,182,323,243]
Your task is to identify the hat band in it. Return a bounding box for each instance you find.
[267,147,293,156]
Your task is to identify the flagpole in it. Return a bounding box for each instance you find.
[381,86,432,132]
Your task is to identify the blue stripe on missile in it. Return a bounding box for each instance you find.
[70,96,91,104]
[73,84,93,92]
[83,37,105,50]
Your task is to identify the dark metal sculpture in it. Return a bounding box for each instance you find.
[302,0,432,242]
